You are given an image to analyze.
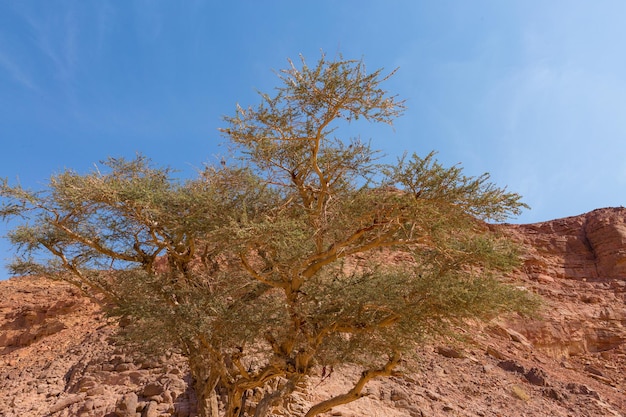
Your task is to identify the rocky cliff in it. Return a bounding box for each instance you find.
[1,208,625,417]
[503,207,626,359]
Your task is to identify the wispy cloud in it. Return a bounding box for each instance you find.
[15,5,79,85]
[0,47,38,91]
[479,24,626,222]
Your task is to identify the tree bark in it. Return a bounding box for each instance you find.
[224,387,245,417]
[195,377,220,417]
[253,377,299,417]
[189,357,220,417]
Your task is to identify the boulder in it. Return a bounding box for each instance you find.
[115,392,138,417]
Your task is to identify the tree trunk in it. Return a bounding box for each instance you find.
[194,377,219,417]
[195,378,220,417]
[253,377,299,417]
[189,357,221,417]
[224,387,245,417]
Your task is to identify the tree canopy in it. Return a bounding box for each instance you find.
[1,54,538,417]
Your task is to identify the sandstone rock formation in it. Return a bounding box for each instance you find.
[507,207,626,281]
[1,207,625,416]
[503,207,626,358]
[0,277,196,417]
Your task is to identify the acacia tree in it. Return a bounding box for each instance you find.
[1,55,537,417]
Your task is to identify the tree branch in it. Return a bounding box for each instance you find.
[239,252,287,289]
[304,351,401,417]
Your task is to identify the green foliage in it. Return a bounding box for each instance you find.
[1,54,538,417]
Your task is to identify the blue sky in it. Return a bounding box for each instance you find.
[1,1,625,280]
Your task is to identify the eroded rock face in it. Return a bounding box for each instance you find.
[0,279,82,354]
[1,208,625,416]
[0,277,196,417]
[500,208,626,360]
[508,207,626,281]
[585,208,626,279]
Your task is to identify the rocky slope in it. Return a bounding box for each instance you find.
[1,207,625,417]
